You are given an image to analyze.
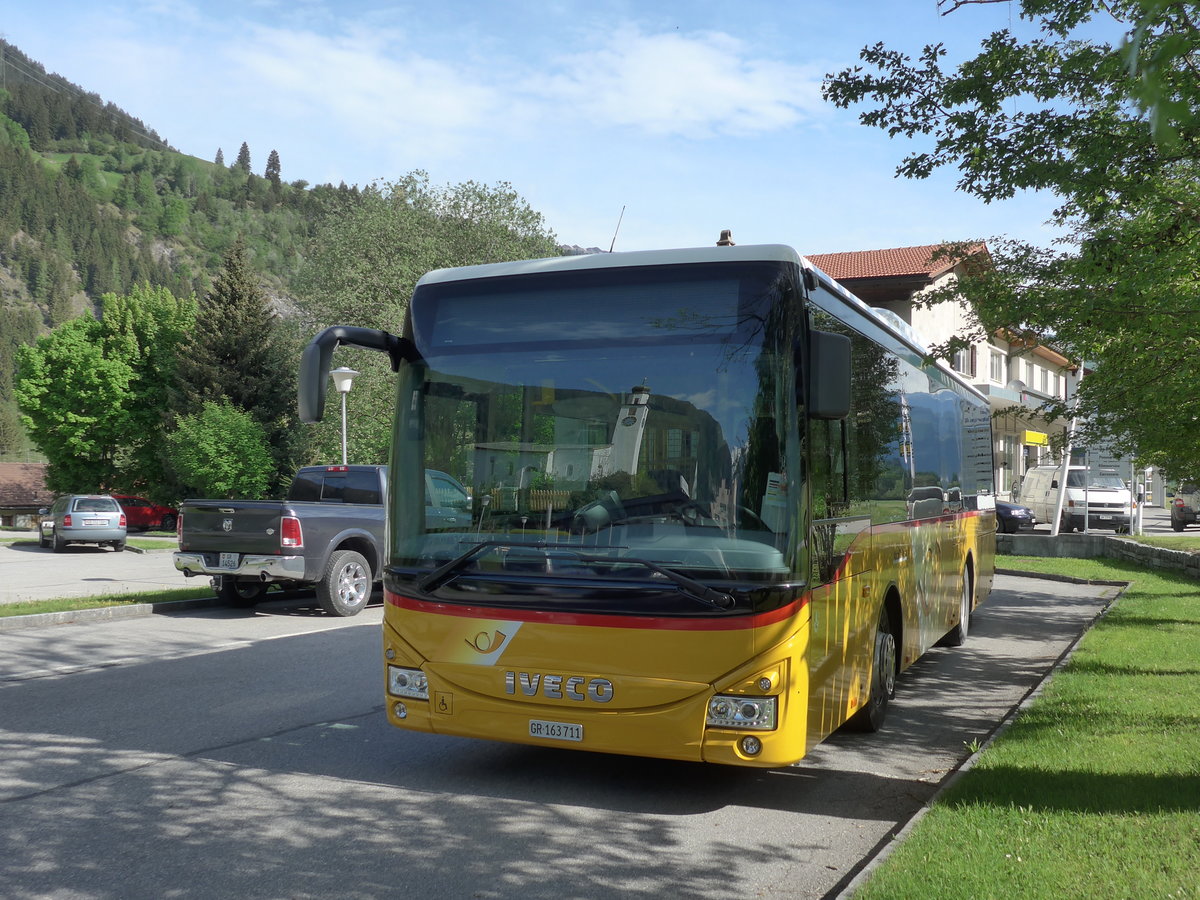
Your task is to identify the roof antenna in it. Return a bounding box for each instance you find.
[608,205,626,253]
[716,229,735,246]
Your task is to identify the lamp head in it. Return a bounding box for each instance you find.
[330,367,360,394]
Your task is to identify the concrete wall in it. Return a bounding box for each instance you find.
[999,533,1200,578]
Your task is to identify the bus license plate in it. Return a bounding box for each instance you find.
[529,719,583,742]
[219,552,239,569]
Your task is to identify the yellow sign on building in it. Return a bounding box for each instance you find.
[1023,430,1048,446]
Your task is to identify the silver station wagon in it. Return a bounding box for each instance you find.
[39,494,128,552]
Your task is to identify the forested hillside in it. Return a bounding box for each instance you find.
[0,39,563,497]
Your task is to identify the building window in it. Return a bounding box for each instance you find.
[954,345,977,377]
[1040,367,1049,394]
[990,350,1004,383]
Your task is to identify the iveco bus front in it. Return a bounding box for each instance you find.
[298,241,995,767]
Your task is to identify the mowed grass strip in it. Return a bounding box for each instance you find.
[855,556,1200,899]
[0,586,212,618]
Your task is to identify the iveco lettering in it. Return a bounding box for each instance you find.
[299,239,996,767]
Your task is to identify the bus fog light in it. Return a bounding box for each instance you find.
[706,694,777,730]
[388,666,429,700]
[393,702,408,719]
[740,736,763,756]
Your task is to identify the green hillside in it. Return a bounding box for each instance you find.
[0,39,361,460]
[0,39,562,489]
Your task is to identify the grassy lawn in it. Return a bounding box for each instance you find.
[1,535,176,551]
[855,555,1200,898]
[1123,533,1200,552]
[0,586,213,618]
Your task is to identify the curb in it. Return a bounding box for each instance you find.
[0,595,226,633]
[831,570,1128,898]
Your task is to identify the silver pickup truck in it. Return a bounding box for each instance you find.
[174,465,470,615]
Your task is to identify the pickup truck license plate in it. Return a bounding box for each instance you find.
[529,719,583,742]
[219,552,239,569]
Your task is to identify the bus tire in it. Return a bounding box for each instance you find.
[847,604,897,733]
[940,569,972,647]
[316,549,371,617]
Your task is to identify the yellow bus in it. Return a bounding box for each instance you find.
[299,242,996,768]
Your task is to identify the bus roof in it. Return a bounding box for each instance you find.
[414,243,807,286]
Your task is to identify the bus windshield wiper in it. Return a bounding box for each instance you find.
[417,540,505,594]
[416,541,736,610]
[574,553,737,610]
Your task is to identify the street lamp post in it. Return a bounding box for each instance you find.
[330,367,359,465]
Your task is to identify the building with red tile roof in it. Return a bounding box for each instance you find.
[0,462,52,527]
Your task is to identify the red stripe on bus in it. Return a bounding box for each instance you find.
[385,590,809,631]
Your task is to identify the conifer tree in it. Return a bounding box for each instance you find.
[234,141,251,173]
[170,237,299,492]
[265,149,280,186]
[214,147,224,167]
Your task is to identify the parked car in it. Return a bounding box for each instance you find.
[39,494,127,552]
[1170,483,1199,532]
[113,495,178,532]
[995,499,1036,533]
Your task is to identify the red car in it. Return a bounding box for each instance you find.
[113,495,178,532]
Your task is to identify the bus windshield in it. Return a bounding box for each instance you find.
[387,261,802,607]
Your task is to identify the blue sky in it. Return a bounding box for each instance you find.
[4,1,1105,254]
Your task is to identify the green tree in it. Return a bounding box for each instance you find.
[294,171,559,462]
[15,316,132,491]
[99,283,198,495]
[164,400,273,498]
[171,236,300,491]
[265,149,281,186]
[13,285,197,495]
[234,141,251,173]
[823,0,1200,474]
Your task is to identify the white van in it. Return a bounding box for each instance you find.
[1017,465,1133,533]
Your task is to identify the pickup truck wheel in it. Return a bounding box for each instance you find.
[215,576,267,607]
[317,550,371,617]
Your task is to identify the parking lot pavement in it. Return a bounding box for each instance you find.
[0,535,189,605]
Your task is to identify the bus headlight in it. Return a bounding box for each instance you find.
[388,666,429,700]
[706,695,777,730]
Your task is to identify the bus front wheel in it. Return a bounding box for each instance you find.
[847,605,897,733]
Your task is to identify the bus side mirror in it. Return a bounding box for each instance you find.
[298,325,419,423]
[807,330,851,420]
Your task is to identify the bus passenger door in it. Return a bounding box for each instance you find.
[806,417,873,743]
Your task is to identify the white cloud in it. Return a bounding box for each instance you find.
[226,24,499,160]
[540,26,825,138]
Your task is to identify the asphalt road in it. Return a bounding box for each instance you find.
[0,573,1118,899]
[0,536,197,605]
